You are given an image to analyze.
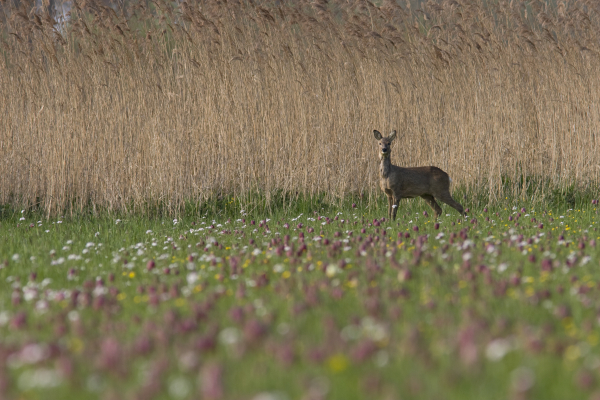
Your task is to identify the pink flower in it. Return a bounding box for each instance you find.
[97,338,121,370]
[199,362,223,399]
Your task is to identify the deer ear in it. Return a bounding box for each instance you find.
[388,130,397,141]
[373,130,382,140]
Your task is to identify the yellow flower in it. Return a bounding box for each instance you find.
[68,338,84,354]
[129,272,136,278]
[565,345,580,360]
[282,271,291,279]
[327,354,348,373]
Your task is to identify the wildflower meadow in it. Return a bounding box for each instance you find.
[1,199,600,399]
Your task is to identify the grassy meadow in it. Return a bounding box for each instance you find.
[3,0,600,398]
[1,199,600,399]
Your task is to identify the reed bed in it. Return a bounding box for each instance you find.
[1,0,600,215]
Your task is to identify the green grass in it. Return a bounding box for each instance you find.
[0,196,599,399]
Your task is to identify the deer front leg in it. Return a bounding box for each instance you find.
[386,193,393,219]
[392,197,400,221]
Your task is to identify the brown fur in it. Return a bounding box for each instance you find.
[373,130,466,220]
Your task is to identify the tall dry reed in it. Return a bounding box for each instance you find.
[1,0,600,215]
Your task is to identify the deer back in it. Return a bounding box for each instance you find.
[387,166,450,198]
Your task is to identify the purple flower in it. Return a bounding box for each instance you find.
[351,340,377,362]
[275,343,295,367]
[10,312,26,330]
[541,259,552,271]
[229,306,245,324]
[243,319,267,345]
[133,335,153,356]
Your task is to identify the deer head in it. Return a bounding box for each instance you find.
[373,130,397,159]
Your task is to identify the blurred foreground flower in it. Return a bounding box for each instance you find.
[199,362,223,399]
[326,354,348,373]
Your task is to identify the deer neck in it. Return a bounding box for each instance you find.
[379,153,392,178]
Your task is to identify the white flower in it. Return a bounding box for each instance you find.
[486,338,512,361]
[325,265,338,277]
[186,273,199,285]
[18,368,62,389]
[219,327,240,345]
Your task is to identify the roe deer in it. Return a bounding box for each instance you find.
[373,129,466,221]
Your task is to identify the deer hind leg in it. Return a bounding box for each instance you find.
[421,194,442,219]
[437,192,466,217]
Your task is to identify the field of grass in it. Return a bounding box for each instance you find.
[1,197,600,399]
